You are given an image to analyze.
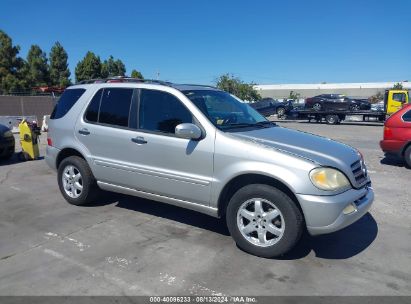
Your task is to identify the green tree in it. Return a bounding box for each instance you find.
[26,44,50,87]
[49,42,71,87]
[215,73,261,101]
[0,30,27,93]
[392,82,403,90]
[288,90,301,100]
[369,91,384,103]
[130,69,144,79]
[75,51,102,82]
[101,55,126,78]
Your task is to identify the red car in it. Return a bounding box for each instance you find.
[380,104,411,167]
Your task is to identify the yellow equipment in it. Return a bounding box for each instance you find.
[384,89,410,115]
[18,119,41,160]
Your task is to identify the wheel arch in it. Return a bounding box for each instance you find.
[217,173,304,219]
[401,141,411,156]
[56,147,86,169]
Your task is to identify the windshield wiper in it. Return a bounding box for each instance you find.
[254,121,276,127]
[221,121,276,130]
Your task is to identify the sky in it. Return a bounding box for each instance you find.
[1,0,410,85]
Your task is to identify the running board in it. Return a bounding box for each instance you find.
[97,181,219,218]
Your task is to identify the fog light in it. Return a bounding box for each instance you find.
[343,203,357,215]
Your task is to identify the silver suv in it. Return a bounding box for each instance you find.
[46,78,374,258]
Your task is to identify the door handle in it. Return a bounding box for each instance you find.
[131,136,147,144]
[78,128,90,135]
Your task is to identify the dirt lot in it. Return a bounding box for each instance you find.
[0,121,410,296]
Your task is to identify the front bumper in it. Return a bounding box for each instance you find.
[297,185,374,236]
[45,145,60,171]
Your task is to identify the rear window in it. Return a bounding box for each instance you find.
[403,109,411,122]
[97,88,134,127]
[50,89,86,119]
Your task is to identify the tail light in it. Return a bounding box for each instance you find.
[383,126,392,139]
[47,138,53,146]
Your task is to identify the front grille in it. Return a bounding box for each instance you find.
[351,160,367,185]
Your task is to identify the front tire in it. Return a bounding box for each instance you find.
[350,104,360,111]
[57,156,99,205]
[404,145,411,168]
[226,184,303,258]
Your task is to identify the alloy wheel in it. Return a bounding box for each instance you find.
[237,198,285,247]
[62,165,83,198]
[313,103,322,111]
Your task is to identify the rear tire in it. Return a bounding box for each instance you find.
[313,102,322,111]
[226,184,303,258]
[276,107,286,117]
[404,145,411,168]
[57,156,100,205]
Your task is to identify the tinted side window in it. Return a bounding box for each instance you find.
[403,109,411,122]
[251,101,267,109]
[85,89,103,122]
[139,89,192,134]
[50,89,86,119]
[99,88,134,127]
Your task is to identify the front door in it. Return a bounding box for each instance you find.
[388,91,408,114]
[125,88,214,206]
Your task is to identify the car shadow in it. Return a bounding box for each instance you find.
[380,156,407,168]
[88,192,378,259]
[277,212,378,260]
[88,192,230,236]
[0,153,45,166]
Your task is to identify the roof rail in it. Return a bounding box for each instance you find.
[75,76,173,86]
[178,83,218,89]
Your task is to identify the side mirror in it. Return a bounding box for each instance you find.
[175,123,202,140]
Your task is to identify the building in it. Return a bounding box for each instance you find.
[254,82,411,99]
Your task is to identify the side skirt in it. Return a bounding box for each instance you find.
[97,181,219,218]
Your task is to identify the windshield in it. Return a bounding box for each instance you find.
[183,90,271,131]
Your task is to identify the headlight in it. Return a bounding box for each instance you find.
[309,167,350,191]
[3,130,13,137]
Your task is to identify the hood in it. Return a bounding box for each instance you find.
[231,126,360,169]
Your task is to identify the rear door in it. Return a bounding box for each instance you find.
[75,87,139,188]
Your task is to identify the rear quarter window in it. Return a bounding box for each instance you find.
[50,89,86,119]
[403,109,411,122]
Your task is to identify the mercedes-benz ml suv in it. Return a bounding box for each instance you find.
[46,78,374,258]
